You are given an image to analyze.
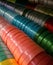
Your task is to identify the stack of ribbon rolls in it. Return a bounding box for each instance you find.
[0,5,53,56]
[0,0,53,65]
[0,3,53,33]
[0,16,53,65]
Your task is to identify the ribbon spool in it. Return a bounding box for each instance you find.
[35,4,53,17]
[6,3,15,11]
[0,59,18,65]
[45,17,53,33]
[0,1,15,11]
[25,10,50,26]
[6,27,44,62]
[28,52,49,65]
[15,5,26,15]
[0,36,18,65]
[37,30,50,44]
[41,34,53,56]
[3,9,18,23]
[28,0,53,6]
